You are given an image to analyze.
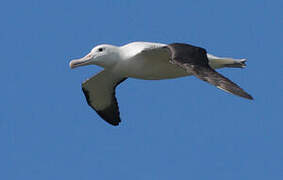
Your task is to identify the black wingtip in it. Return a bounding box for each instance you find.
[243,93,254,100]
[82,86,121,126]
[96,110,121,126]
[219,85,254,101]
[111,122,120,126]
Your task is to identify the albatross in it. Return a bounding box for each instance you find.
[69,42,253,126]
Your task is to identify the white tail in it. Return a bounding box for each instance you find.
[207,54,247,69]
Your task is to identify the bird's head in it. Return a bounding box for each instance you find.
[69,44,120,69]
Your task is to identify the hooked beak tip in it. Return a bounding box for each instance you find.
[69,60,77,69]
[69,53,93,69]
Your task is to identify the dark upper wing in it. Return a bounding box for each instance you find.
[82,70,127,126]
[167,43,253,100]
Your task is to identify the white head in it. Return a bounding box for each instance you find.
[69,44,120,69]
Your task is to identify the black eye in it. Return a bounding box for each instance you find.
[98,48,104,52]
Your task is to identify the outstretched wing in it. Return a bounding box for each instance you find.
[167,43,253,100]
[82,70,127,126]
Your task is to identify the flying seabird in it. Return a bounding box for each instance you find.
[69,42,253,126]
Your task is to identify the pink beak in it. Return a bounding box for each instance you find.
[69,53,93,69]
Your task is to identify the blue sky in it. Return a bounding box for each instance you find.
[1,0,283,179]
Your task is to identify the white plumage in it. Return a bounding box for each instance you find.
[70,41,252,126]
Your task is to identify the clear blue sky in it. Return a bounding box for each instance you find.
[1,0,282,179]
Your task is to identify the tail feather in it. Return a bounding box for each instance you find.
[223,59,246,68]
[207,54,247,69]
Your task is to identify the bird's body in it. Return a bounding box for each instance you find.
[116,42,188,79]
[70,41,252,126]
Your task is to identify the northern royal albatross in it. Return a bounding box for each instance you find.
[69,42,253,126]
